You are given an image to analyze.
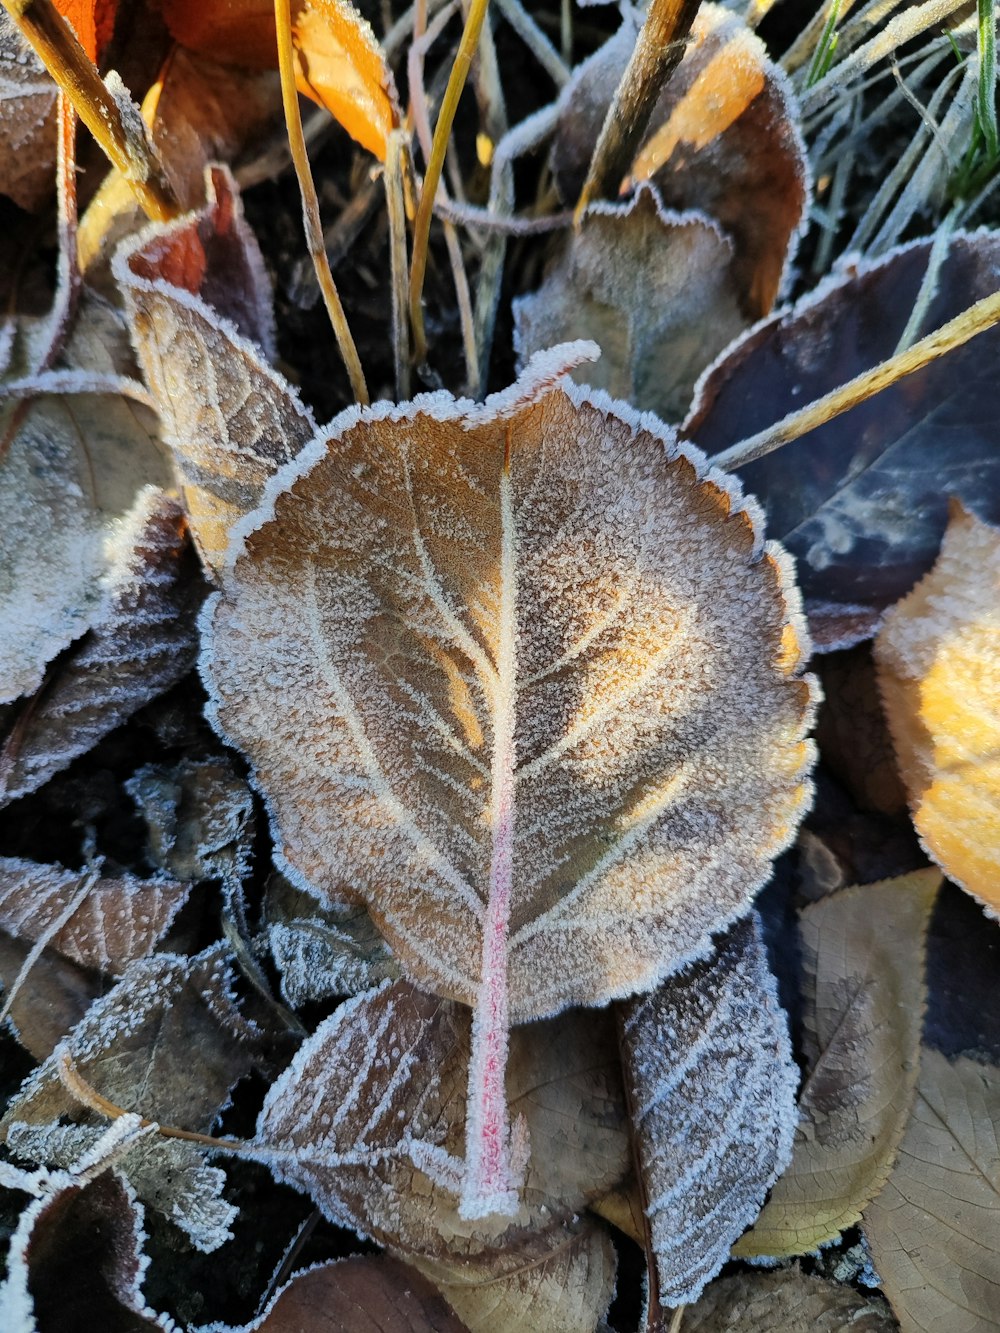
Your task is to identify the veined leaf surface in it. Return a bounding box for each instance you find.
[203,347,816,1217]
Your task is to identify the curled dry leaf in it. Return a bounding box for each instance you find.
[264,872,399,1006]
[620,914,798,1305]
[159,0,401,159]
[222,1255,468,1333]
[253,979,629,1258]
[863,1048,1000,1333]
[0,300,173,706]
[682,1265,897,1331]
[0,857,189,973]
[115,166,315,576]
[126,757,254,884]
[686,231,1000,641]
[0,13,57,212]
[203,346,816,1217]
[3,944,267,1249]
[551,3,808,316]
[514,185,747,423]
[735,870,940,1258]
[411,1217,617,1333]
[1,489,203,805]
[0,1171,169,1332]
[874,504,1000,917]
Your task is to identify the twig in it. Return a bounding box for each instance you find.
[709,287,1000,471]
[1,0,178,221]
[274,0,369,404]
[409,0,492,362]
[575,0,702,217]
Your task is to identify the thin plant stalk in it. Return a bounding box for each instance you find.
[710,287,1000,471]
[274,0,369,405]
[1,0,178,222]
[977,0,998,159]
[385,131,412,399]
[409,0,491,363]
[575,0,702,218]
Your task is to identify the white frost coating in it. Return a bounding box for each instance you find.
[621,914,799,1306]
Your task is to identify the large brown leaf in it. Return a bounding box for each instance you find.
[735,870,940,1258]
[621,914,797,1304]
[685,232,1000,640]
[203,347,816,1216]
[863,1048,1000,1332]
[874,504,1000,917]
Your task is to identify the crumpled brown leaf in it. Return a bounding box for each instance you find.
[1,489,203,805]
[735,870,940,1258]
[863,1047,1000,1333]
[115,165,316,574]
[551,3,808,317]
[621,914,798,1304]
[682,1265,897,1331]
[253,979,629,1258]
[874,503,1000,918]
[514,186,746,423]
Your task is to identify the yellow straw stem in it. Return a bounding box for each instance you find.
[409,0,491,364]
[711,287,1000,471]
[274,0,369,405]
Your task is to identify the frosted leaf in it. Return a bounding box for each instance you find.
[0,856,189,973]
[206,1255,467,1333]
[874,505,1000,918]
[265,874,398,1005]
[620,914,798,1304]
[3,944,264,1140]
[0,934,101,1061]
[686,232,1000,636]
[411,1217,617,1333]
[682,1266,896,1331]
[736,870,940,1258]
[514,186,746,423]
[253,980,629,1258]
[1,490,202,804]
[551,3,808,316]
[126,758,254,885]
[0,1171,174,1331]
[0,13,57,212]
[863,1048,1000,1333]
[204,345,816,1215]
[114,166,315,575]
[0,297,173,706]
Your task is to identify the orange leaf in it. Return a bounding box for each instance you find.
[159,0,399,159]
[54,0,118,61]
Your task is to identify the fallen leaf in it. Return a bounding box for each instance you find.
[551,3,808,316]
[126,757,254,884]
[223,1254,468,1332]
[514,185,746,423]
[685,232,1000,638]
[0,13,57,212]
[159,0,401,159]
[253,979,629,1258]
[874,504,1000,917]
[264,872,400,1005]
[682,1265,897,1331]
[3,944,269,1249]
[115,166,316,575]
[0,489,203,805]
[411,1218,616,1333]
[0,300,174,705]
[590,1179,644,1245]
[0,1156,169,1331]
[863,1049,1000,1332]
[735,870,940,1258]
[203,345,816,1216]
[0,857,189,972]
[0,933,102,1061]
[621,914,798,1304]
